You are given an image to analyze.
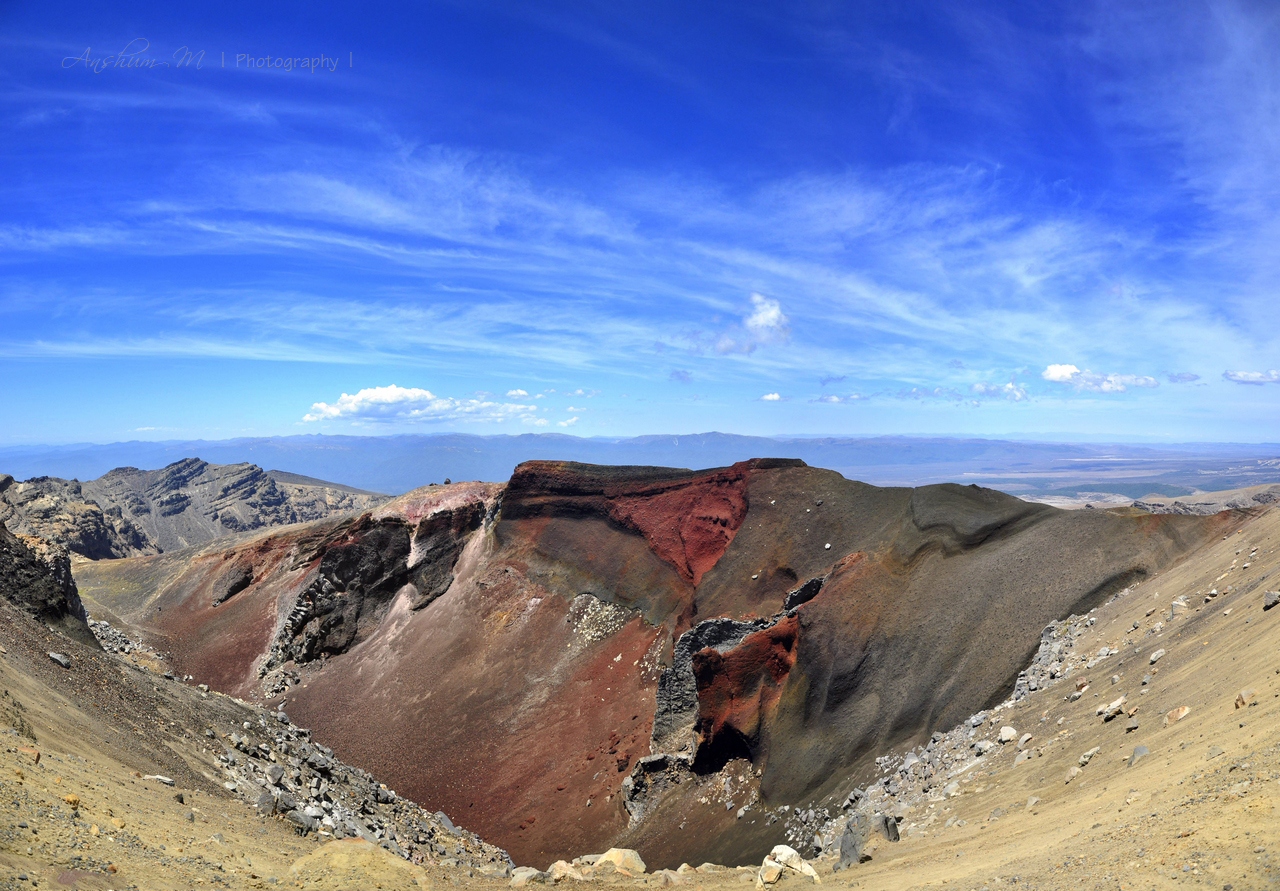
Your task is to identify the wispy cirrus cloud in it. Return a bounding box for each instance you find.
[970,381,1028,401]
[1222,370,1280,385]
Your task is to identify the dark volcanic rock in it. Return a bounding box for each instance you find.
[0,458,385,559]
[0,523,99,648]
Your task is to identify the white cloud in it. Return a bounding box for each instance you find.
[1041,364,1081,383]
[1223,370,1280,385]
[716,294,790,354]
[566,405,585,412]
[302,384,535,423]
[570,388,600,397]
[970,381,1029,401]
[1041,365,1158,393]
[557,416,579,427]
[534,393,546,399]
[745,293,787,336]
[760,392,781,401]
[506,388,529,397]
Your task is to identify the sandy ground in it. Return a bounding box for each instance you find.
[3,500,1280,890]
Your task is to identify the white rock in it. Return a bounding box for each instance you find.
[767,846,820,882]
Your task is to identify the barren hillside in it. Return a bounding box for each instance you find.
[72,459,1228,868]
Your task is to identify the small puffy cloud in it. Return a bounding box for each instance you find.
[523,416,549,426]
[745,293,787,336]
[814,394,842,403]
[534,393,546,399]
[970,382,1029,402]
[716,293,789,354]
[670,369,692,384]
[571,388,600,397]
[506,388,529,397]
[1041,364,1081,383]
[557,416,579,427]
[303,385,535,424]
[1167,372,1201,384]
[1041,365,1158,393]
[1223,370,1280,385]
[566,405,585,412]
[760,392,782,401]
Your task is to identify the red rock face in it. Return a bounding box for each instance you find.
[690,614,799,770]
[607,468,749,586]
[504,460,755,586]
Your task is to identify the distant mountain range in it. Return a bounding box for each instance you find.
[2,433,1279,498]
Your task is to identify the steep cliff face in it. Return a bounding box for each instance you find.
[71,461,1228,869]
[0,523,99,648]
[0,459,386,559]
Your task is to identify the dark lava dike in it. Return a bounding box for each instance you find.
[72,458,1228,868]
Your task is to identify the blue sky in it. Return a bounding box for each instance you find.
[2,0,1279,444]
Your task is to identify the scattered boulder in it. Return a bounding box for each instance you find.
[760,845,820,884]
[1149,649,1166,665]
[1099,697,1126,721]
[548,861,585,882]
[595,848,646,875]
[757,857,785,886]
[1164,706,1191,726]
[835,817,867,871]
[511,866,548,887]
[1128,746,1150,768]
[1235,689,1256,709]
[998,726,1017,743]
[48,651,71,668]
[1263,590,1279,610]
[872,813,899,842]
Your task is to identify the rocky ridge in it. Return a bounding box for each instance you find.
[73,460,1231,869]
[1132,482,1280,516]
[0,458,386,560]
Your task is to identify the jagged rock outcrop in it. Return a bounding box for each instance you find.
[0,522,98,648]
[71,460,1232,869]
[0,459,386,559]
[1131,482,1280,515]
